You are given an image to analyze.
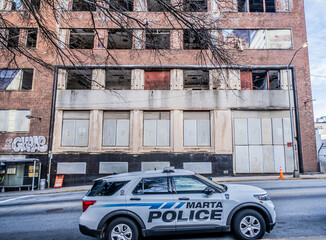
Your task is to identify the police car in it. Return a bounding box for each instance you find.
[79,168,276,240]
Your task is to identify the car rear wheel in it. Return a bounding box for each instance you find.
[232,209,266,240]
[106,217,139,240]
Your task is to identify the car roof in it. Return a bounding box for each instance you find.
[96,169,195,182]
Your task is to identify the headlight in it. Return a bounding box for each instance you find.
[254,193,271,201]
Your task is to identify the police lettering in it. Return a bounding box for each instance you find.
[148,210,222,223]
[186,201,222,209]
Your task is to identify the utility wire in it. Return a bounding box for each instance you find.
[311,75,326,78]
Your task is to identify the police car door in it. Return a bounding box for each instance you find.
[127,177,176,232]
[172,175,224,231]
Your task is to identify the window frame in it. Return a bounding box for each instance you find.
[238,0,276,13]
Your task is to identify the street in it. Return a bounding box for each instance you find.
[0,179,326,240]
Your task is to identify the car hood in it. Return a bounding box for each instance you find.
[224,184,267,195]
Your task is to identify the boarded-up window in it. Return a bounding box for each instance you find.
[103,111,130,146]
[249,30,266,49]
[275,0,290,12]
[143,111,170,146]
[69,29,94,49]
[222,29,249,50]
[0,69,33,90]
[108,29,132,49]
[145,71,170,90]
[184,70,209,90]
[66,69,92,89]
[267,29,292,49]
[0,110,9,132]
[240,71,252,90]
[183,29,209,50]
[61,111,89,147]
[183,0,207,12]
[184,111,210,146]
[105,69,131,89]
[147,0,171,11]
[0,110,30,132]
[145,30,170,49]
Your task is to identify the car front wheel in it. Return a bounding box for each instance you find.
[232,209,266,240]
[106,217,139,240]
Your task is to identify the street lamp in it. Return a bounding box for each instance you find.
[287,42,308,178]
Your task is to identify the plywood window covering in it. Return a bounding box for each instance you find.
[0,69,33,90]
[61,111,90,147]
[103,111,130,146]
[184,111,210,147]
[144,71,170,90]
[143,111,170,147]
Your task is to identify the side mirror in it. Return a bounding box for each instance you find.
[203,187,214,196]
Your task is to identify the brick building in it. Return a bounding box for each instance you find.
[0,0,318,187]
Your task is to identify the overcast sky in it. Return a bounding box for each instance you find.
[305,0,326,121]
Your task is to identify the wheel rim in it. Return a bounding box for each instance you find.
[111,223,132,240]
[240,215,261,238]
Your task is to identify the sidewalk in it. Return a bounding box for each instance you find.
[1,172,326,198]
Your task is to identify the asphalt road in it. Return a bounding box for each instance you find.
[0,179,326,240]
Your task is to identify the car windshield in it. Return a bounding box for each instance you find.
[196,174,226,192]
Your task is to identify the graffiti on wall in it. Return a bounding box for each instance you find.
[2,136,48,153]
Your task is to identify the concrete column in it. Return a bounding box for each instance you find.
[130,110,142,153]
[214,110,232,154]
[172,110,183,152]
[131,69,145,89]
[92,69,105,89]
[281,69,293,90]
[90,110,102,152]
[58,29,67,49]
[171,30,183,50]
[170,69,183,90]
[94,29,107,49]
[134,30,144,49]
[229,69,241,90]
[57,69,67,90]
[135,0,146,11]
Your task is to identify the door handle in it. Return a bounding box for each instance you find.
[178,197,190,200]
[130,197,141,201]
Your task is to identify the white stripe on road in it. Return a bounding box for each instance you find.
[0,195,33,204]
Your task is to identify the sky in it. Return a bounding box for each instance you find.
[304,0,326,121]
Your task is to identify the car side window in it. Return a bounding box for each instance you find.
[133,177,169,195]
[87,180,129,196]
[173,176,208,194]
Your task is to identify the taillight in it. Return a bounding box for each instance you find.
[82,200,96,212]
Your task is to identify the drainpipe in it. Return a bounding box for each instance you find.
[47,66,58,188]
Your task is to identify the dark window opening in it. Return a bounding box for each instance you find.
[11,0,23,10]
[0,69,33,90]
[183,0,207,12]
[72,0,96,11]
[66,69,92,89]
[238,0,275,12]
[109,0,133,11]
[145,30,170,49]
[145,70,170,90]
[184,70,209,90]
[7,28,19,48]
[252,70,267,90]
[31,0,41,10]
[183,29,209,50]
[147,0,172,12]
[107,29,132,49]
[26,29,38,48]
[268,70,281,90]
[69,29,94,49]
[133,177,169,195]
[105,69,131,90]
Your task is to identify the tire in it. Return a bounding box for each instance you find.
[232,209,266,240]
[105,217,139,240]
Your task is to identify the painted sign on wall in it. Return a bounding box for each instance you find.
[6,136,49,153]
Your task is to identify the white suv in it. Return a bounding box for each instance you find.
[79,168,276,240]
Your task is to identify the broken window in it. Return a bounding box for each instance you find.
[183,29,209,50]
[145,30,170,49]
[109,0,133,11]
[143,111,170,147]
[107,29,132,49]
[243,70,281,90]
[0,69,33,90]
[223,29,292,50]
[7,28,19,48]
[66,69,92,89]
[69,29,95,49]
[144,70,170,90]
[72,0,96,11]
[183,0,207,12]
[26,28,38,48]
[184,111,210,146]
[11,0,23,10]
[184,70,209,90]
[252,70,268,90]
[238,0,275,12]
[147,0,171,12]
[103,111,130,146]
[105,69,131,90]
[268,70,281,90]
[61,111,89,147]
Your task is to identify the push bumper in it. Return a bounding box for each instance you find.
[79,224,101,238]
